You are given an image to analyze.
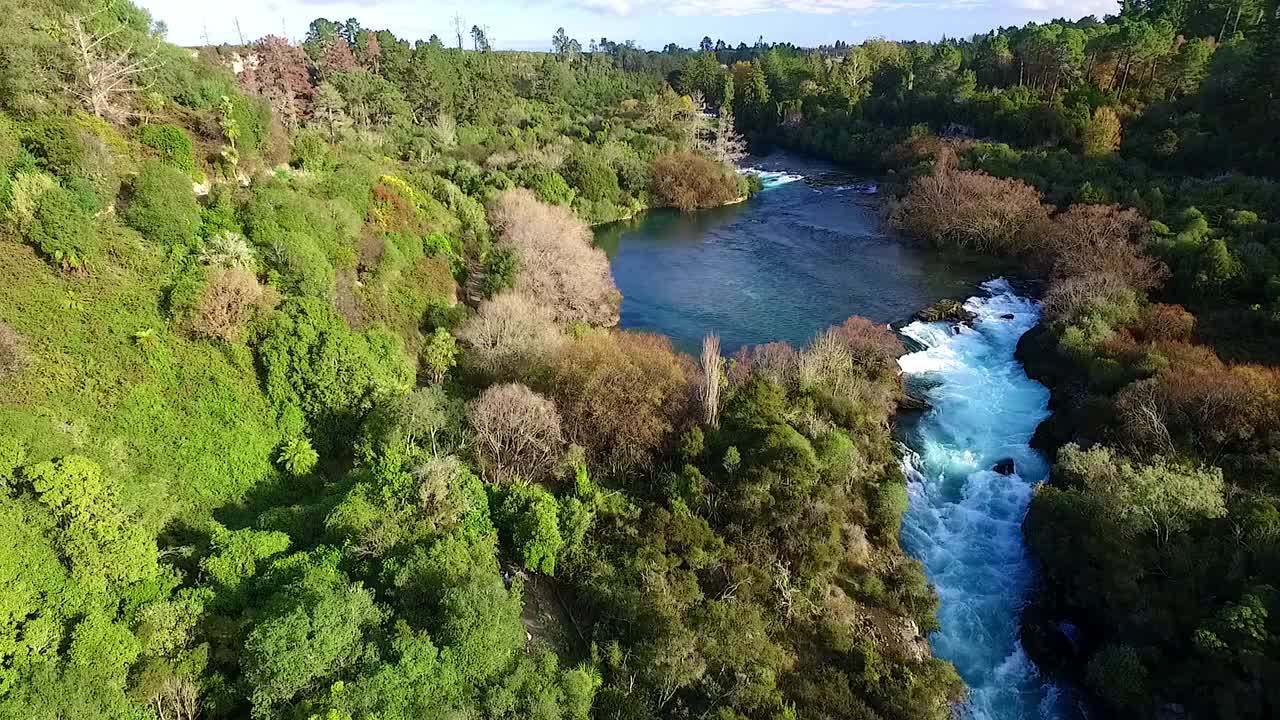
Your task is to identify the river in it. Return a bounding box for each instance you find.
[597,156,1078,719]
[595,155,1000,354]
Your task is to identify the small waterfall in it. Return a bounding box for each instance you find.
[897,279,1078,720]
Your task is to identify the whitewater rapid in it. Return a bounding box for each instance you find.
[897,279,1077,719]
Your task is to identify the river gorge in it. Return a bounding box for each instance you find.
[598,157,1081,720]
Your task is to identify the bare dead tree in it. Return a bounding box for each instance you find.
[700,334,722,428]
[697,108,748,165]
[66,9,164,121]
[467,383,565,482]
[150,676,198,720]
[487,189,621,326]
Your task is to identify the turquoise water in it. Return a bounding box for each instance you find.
[898,280,1079,719]
[598,160,1075,719]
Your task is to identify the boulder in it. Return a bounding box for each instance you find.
[992,458,1016,475]
[900,389,930,411]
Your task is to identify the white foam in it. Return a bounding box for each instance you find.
[739,167,804,189]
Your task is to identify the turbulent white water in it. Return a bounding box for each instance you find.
[898,279,1077,720]
[741,167,805,189]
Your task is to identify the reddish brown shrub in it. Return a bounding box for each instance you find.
[335,268,365,329]
[1135,303,1195,343]
[649,151,741,212]
[1046,204,1166,292]
[410,255,457,302]
[826,316,904,374]
[892,168,1049,253]
[1097,329,1142,362]
[487,189,620,327]
[548,331,691,469]
[729,341,799,387]
[0,321,25,382]
[356,231,385,274]
[191,269,275,342]
[371,183,416,232]
[468,383,564,482]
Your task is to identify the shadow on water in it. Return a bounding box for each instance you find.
[595,154,1016,355]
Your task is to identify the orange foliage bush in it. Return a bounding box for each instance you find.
[548,331,692,469]
[649,151,742,212]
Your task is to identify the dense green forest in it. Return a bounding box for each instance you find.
[1,0,1278,718]
[0,2,954,720]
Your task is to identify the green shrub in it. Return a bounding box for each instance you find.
[23,119,88,182]
[26,186,97,270]
[2,171,57,234]
[494,482,564,575]
[22,118,120,209]
[612,153,650,196]
[290,129,333,171]
[124,161,201,249]
[265,233,335,300]
[481,245,521,297]
[561,147,619,202]
[256,297,413,449]
[137,124,195,172]
[230,95,271,153]
[871,480,910,539]
[517,168,575,206]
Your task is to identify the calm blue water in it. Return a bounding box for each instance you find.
[596,156,1000,354]
[598,159,1075,719]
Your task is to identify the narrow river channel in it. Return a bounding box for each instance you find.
[897,280,1078,719]
[598,156,1078,719]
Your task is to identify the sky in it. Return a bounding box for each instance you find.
[135,0,1120,51]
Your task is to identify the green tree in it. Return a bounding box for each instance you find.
[421,327,459,384]
[243,557,383,716]
[123,160,201,249]
[1055,443,1226,543]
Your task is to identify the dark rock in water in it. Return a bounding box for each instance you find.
[1000,313,1015,319]
[992,458,1016,475]
[1056,621,1082,655]
[915,299,976,324]
[900,390,930,411]
[1158,704,1188,720]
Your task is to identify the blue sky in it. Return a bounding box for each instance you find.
[136,0,1118,50]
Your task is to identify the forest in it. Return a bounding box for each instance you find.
[0,0,1276,718]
